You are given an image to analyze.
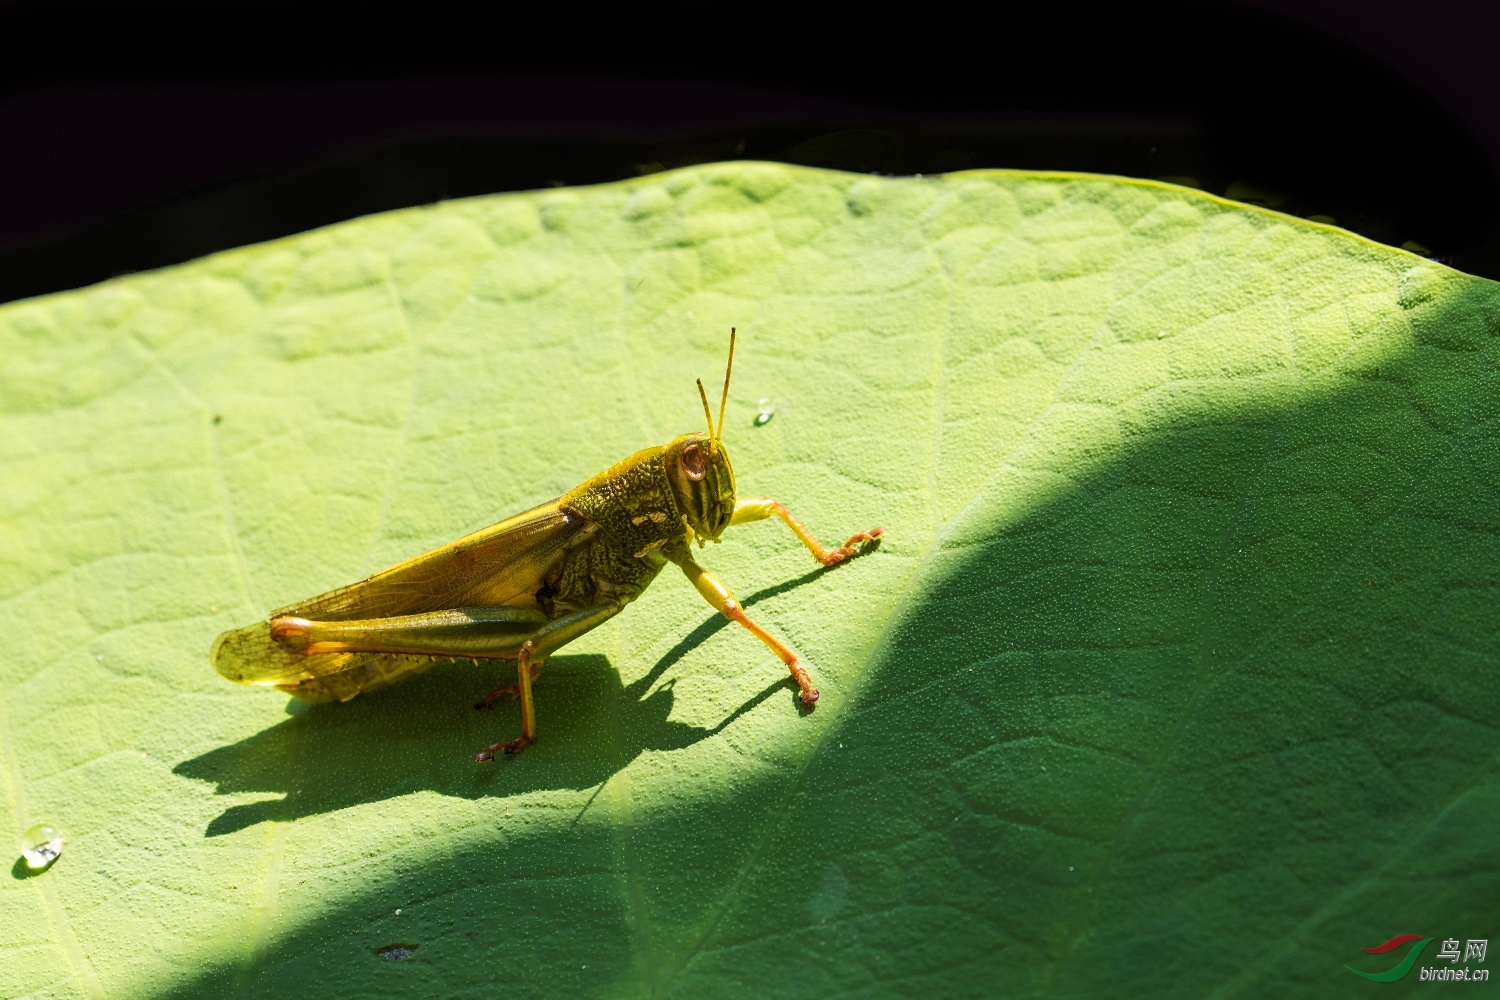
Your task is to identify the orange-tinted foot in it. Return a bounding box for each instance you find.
[787,660,820,704]
[819,526,885,567]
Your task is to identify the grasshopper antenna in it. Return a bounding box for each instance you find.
[696,378,716,451]
[716,328,736,445]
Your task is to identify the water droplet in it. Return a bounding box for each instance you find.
[1068,866,1075,872]
[753,398,774,426]
[20,824,63,869]
[395,908,402,915]
[375,943,418,961]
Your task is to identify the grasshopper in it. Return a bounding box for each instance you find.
[212,331,884,760]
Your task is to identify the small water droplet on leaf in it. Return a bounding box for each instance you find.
[754,398,775,426]
[20,824,63,869]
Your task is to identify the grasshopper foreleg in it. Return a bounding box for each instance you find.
[671,549,821,704]
[729,498,883,567]
[473,600,625,762]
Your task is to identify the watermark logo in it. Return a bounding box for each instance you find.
[1345,934,1489,983]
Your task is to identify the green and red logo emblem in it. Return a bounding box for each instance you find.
[1346,934,1489,983]
[1346,934,1433,982]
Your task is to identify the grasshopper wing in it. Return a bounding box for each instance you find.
[212,499,587,701]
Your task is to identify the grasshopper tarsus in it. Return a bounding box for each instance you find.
[815,526,885,568]
[789,661,819,704]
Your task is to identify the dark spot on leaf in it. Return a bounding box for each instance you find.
[375,943,418,961]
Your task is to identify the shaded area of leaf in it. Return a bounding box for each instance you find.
[665,288,1500,1000]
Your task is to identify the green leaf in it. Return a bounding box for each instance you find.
[2,164,1497,999]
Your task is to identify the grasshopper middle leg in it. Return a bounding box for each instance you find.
[670,548,822,704]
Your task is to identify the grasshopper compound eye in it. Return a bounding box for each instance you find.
[681,442,706,480]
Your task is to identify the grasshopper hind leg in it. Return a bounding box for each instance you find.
[472,600,626,762]
[475,644,541,759]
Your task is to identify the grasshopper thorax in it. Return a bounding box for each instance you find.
[665,432,736,543]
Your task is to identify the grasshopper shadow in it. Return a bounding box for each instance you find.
[177,571,829,837]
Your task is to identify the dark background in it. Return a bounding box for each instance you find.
[0,0,1496,303]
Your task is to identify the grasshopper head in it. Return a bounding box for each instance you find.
[672,327,741,541]
[665,433,736,542]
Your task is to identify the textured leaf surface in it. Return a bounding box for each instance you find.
[1,164,1497,999]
